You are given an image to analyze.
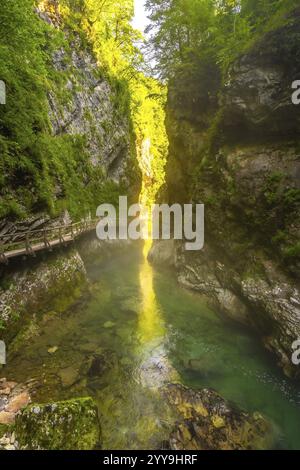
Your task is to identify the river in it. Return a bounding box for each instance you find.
[4,240,300,449]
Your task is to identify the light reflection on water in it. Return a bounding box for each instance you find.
[136,240,179,389]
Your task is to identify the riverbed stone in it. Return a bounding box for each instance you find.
[15,397,101,450]
[58,366,80,388]
[87,350,118,378]
[0,379,32,425]
[164,384,274,450]
[119,297,141,315]
[182,357,223,378]
[103,321,116,329]
[5,391,30,413]
[0,411,15,425]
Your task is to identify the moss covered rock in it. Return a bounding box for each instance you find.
[15,397,101,450]
[164,384,274,450]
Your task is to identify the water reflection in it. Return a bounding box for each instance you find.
[136,240,179,388]
[137,240,165,344]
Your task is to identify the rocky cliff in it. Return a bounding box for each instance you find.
[151,8,300,378]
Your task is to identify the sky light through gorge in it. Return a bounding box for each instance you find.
[132,0,149,34]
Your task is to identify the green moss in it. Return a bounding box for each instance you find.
[283,242,300,259]
[9,318,40,356]
[15,397,101,450]
[0,423,12,438]
[263,172,285,205]
[271,230,287,244]
[283,188,300,207]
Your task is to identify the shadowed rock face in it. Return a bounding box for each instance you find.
[156,8,300,379]
[222,13,300,140]
[164,384,274,450]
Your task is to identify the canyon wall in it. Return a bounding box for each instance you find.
[0,0,141,235]
[152,8,300,378]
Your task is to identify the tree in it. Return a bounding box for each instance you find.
[144,0,298,79]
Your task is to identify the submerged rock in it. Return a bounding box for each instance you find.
[119,297,141,315]
[182,357,223,379]
[164,384,274,450]
[148,240,176,267]
[139,353,180,389]
[58,366,80,388]
[83,350,119,393]
[15,397,101,450]
[86,350,118,379]
[103,321,116,329]
[0,379,31,426]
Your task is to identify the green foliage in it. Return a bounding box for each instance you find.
[283,189,300,208]
[0,0,167,221]
[145,0,299,78]
[283,242,300,260]
[263,172,285,205]
[130,75,168,206]
[0,0,53,218]
[75,0,168,205]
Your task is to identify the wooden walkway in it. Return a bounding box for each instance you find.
[0,219,97,264]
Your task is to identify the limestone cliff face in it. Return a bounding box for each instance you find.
[39,3,136,186]
[156,9,300,378]
[48,43,132,183]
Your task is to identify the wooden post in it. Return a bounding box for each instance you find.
[25,233,30,254]
[44,229,51,249]
[26,233,35,257]
[59,227,64,244]
[0,242,8,265]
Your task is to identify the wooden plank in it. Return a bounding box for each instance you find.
[3,235,74,260]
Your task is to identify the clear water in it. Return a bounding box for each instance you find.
[3,241,300,449]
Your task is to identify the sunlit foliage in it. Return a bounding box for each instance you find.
[0,0,168,219]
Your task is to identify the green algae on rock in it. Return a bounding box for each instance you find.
[15,397,101,450]
[164,384,275,450]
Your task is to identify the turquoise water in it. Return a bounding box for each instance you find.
[4,241,300,449]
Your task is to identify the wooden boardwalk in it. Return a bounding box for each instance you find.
[0,219,97,264]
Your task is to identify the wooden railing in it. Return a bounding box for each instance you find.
[0,219,97,264]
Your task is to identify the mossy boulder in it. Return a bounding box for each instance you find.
[164,384,275,450]
[15,397,101,450]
